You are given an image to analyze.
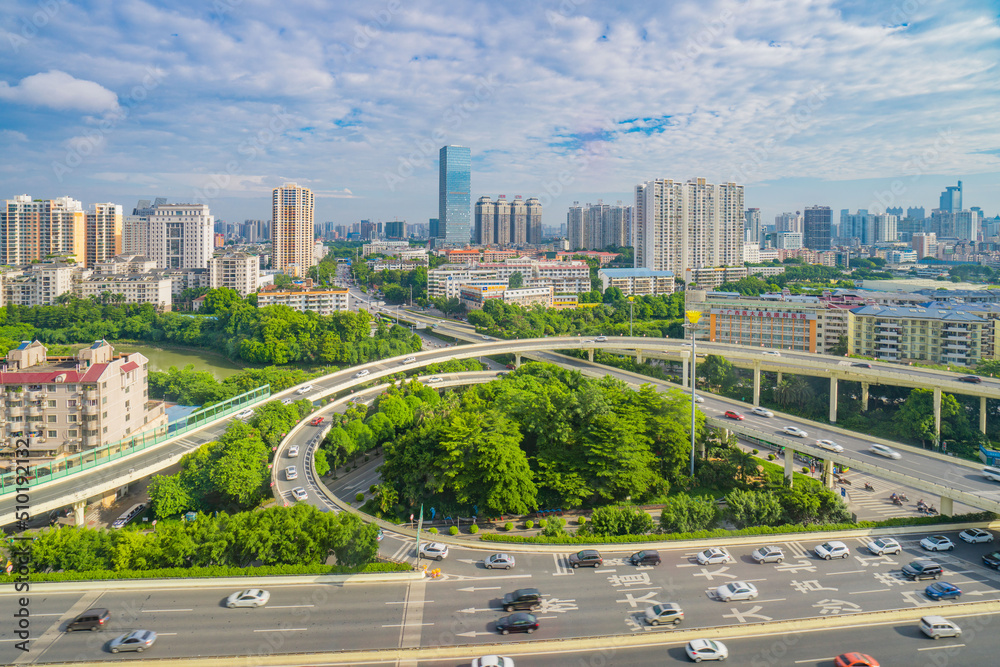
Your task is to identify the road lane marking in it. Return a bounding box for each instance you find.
[826,570,865,575]
[386,600,433,604]
[141,608,193,613]
[253,628,307,632]
[795,658,835,664]
[918,644,966,651]
[32,613,64,617]
[747,598,786,603]
[157,633,178,636]
[850,588,891,594]
[268,605,315,609]
[382,622,434,627]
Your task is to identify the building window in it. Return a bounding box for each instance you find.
[67,430,77,438]
[68,415,77,423]
[47,415,57,423]
[47,430,57,438]
[47,400,56,408]
[103,426,108,434]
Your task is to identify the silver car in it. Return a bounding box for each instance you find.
[750,406,773,417]
[291,487,308,501]
[869,443,901,459]
[109,630,156,654]
[866,537,901,556]
[782,425,808,438]
[751,546,784,563]
[419,542,449,560]
[716,581,757,602]
[485,553,516,570]
[285,466,298,481]
[226,589,270,608]
[696,548,733,565]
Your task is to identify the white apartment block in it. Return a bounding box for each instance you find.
[208,252,260,297]
[598,268,675,297]
[94,255,157,274]
[1,195,86,266]
[1,264,76,307]
[147,204,214,270]
[272,183,315,277]
[76,274,172,310]
[257,287,349,315]
[428,265,496,299]
[363,240,411,256]
[0,340,167,462]
[635,178,744,274]
[429,258,590,298]
[86,203,123,267]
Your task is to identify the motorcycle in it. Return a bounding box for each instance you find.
[864,482,875,492]
[892,496,904,506]
[898,492,908,502]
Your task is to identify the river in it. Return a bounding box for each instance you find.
[111,344,243,379]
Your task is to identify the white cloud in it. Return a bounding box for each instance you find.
[0,70,119,113]
[0,130,28,142]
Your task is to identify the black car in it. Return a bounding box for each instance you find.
[959,375,983,384]
[851,362,873,369]
[496,612,538,635]
[629,550,662,566]
[66,608,110,632]
[902,559,944,580]
[502,588,542,612]
[983,551,1000,570]
[568,549,603,568]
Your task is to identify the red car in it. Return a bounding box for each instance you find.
[835,654,879,667]
[309,417,324,426]
[723,411,745,421]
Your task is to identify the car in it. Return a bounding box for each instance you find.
[310,416,324,426]
[377,528,384,542]
[354,369,370,378]
[763,350,781,356]
[426,376,443,383]
[782,425,807,437]
[902,559,944,580]
[693,394,705,403]
[471,657,515,667]
[495,612,538,635]
[284,466,298,481]
[108,630,157,654]
[296,384,314,395]
[982,551,1000,570]
[921,535,955,552]
[958,375,983,383]
[816,439,844,453]
[723,410,744,421]
[751,546,784,563]
[481,335,490,340]
[834,654,879,667]
[869,444,901,459]
[686,639,729,662]
[750,406,774,417]
[66,608,110,632]
[594,335,608,342]
[568,549,603,568]
[235,408,254,420]
[226,589,271,608]
[852,362,873,368]
[403,356,416,364]
[502,588,542,612]
[644,602,684,626]
[920,615,962,639]
[959,528,993,544]
[629,550,662,566]
[290,487,308,501]
[866,537,901,556]
[716,581,758,602]
[925,582,962,601]
[111,503,145,529]
[419,542,449,561]
[815,541,850,560]
[696,548,734,565]
[281,398,293,405]
[983,466,1000,482]
[287,445,299,458]
[485,553,516,570]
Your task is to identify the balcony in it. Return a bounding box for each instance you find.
[83,389,100,401]
[26,405,43,417]
[82,403,99,415]
[25,391,46,401]
[6,405,24,418]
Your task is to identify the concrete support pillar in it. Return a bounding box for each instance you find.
[682,357,689,388]
[515,353,521,367]
[587,349,594,363]
[829,375,839,423]
[784,449,794,488]
[72,500,86,526]
[981,396,988,434]
[777,372,783,385]
[635,349,644,364]
[822,459,834,489]
[753,362,761,407]
[940,496,954,516]
[933,387,942,443]
[861,383,869,411]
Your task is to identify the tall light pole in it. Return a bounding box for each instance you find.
[685,310,703,478]
[629,296,634,337]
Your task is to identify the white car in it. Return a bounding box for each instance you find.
[484,553,516,570]
[696,548,733,565]
[235,409,254,420]
[354,369,370,378]
[866,537,902,556]
[419,542,449,561]
[594,335,608,342]
[281,398,293,405]
[471,657,514,667]
[816,439,844,453]
[226,589,270,608]
[481,335,490,340]
[782,425,808,438]
[426,377,443,384]
[870,443,901,459]
[284,466,297,481]
[814,541,850,560]
[750,406,774,417]
[693,394,705,404]
[287,445,299,458]
[716,581,757,602]
[403,356,416,364]
[751,546,784,563]
[959,528,993,544]
[763,350,781,356]
[686,639,729,662]
[296,384,314,395]
[290,487,308,501]
[921,535,956,552]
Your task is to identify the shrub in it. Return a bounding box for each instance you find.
[355,492,365,503]
[577,516,587,527]
[525,520,534,529]
[768,454,776,461]
[504,521,514,531]
[560,517,568,526]
[538,518,548,528]
[752,449,759,455]
[25,562,411,582]
[469,524,480,534]
[429,527,438,534]
[449,526,459,536]
[368,484,379,494]
[802,467,810,474]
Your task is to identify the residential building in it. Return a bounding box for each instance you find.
[526,196,543,244]
[271,182,315,277]
[460,284,553,310]
[888,249,918,263]
[122,198,165,256]
[367,258,428,272]
[869,213,899,243]
[1,264,76,307]
[1,195,86,266]
[384,220,407,239]
[634,178,744,274]
[474,196,497,245]
[428,257,590,298]
[912,232,937,259]
[849,303,987,366]
[566,202,585,250]
[773,232,803,250]
[803,205,832,251]
[76,273,172,310]
[85,203,123,268]
[931,208,980,242]
[567,200,632,250]
[744,208,762,247]
[0,340,167,462]
[510,196,527,245]
[257,283,349,315]
[208,252,260,297]
[475,195,543,246]
[439,145,472,245]
[775,211,803,234]
[554,250,620,265]
[93,255,157,274]
[598,268,675,296]
[147,203,214,270]
[363,240,411,256]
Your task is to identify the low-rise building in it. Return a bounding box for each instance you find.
[598,268,675,296]
[0,264,76,306]
[257,283,350,315]
[76,273,172,310]
[848,304,989,365]
[554,250,619,265]
[459,284,553,310]
[366,258,429,272]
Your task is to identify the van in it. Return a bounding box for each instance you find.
[920,615,961,639]
[66,608,110,632]
[983,467,1000,482]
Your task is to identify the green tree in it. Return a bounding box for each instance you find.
[314,448,330,477]
[725,489,782,528]
[509,271,524,289]
[658,494,717,533]
[700,355,735,391]
[586,505,654,536]
[148,475,195,518]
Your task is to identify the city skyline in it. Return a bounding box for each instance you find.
[0,1,998,226]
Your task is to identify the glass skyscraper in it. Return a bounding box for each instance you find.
[438,145,471,244]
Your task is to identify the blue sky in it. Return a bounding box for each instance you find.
[1,0,999,227]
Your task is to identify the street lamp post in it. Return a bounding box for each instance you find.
[629,296,634,337]
[685,310,703,479]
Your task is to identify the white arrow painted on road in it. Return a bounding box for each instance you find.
[458,558,482,564]
[456,607,497,614]
[456,631,497,637]
[457,586,502,592]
